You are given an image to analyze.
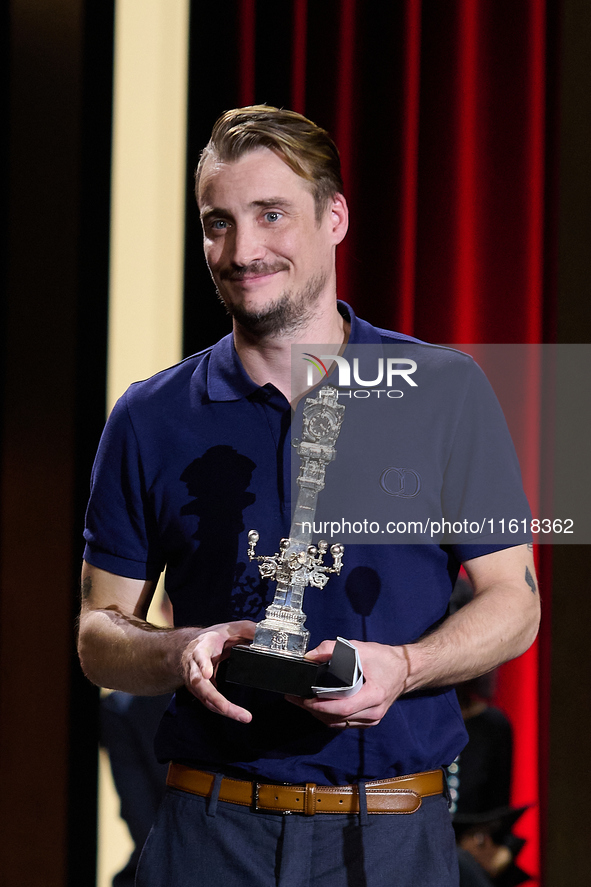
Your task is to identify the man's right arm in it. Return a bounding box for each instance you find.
[77,561,255,722]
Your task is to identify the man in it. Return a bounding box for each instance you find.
[78,106,540,886]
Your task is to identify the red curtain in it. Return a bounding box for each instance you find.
[189,2,560,881]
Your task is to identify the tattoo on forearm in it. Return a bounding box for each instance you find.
[81,577,92,599]
[527,543,533,552]
[103,606,174,632]
[525,566,536,594]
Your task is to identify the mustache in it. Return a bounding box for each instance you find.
[221,261,289,281]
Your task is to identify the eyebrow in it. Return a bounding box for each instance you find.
[200,207,231,222]
[250,198,295,210]
[200,197,295,221]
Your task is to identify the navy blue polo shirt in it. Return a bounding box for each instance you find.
[84,303,529,785]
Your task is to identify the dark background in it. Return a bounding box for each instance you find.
[1,1,589,884]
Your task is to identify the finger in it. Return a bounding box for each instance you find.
[294,693,366,718]
[202,690,253,723]
[323,704,385,729]
[192,631,225,679]
[289,688,387,724]
[188,663,252,723]
[285,697,345,726]
[285,696,365,720]
[304,639,337,662]
[221,632,254,655]
[284,693,375,727]
[328,719,380,729]
[284,694,309,708]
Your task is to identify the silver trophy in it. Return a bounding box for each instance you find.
[226,386,347,696]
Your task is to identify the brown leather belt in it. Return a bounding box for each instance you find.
[167,762,443,815]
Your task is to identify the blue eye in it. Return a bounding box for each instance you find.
[264,211,281,223]
[212,219,228,230]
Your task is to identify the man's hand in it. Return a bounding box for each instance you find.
[285,640,409,728]
[286,545,540,728]
[180,620,255,723]
[78,562,255,722]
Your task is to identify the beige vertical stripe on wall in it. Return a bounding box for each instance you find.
[100,4,190,886]
[108,0,190,412]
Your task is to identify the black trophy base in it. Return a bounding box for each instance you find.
[225,645,323,697]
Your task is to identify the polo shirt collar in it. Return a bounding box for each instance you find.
[205,301,382,402]
[206,332,260,402]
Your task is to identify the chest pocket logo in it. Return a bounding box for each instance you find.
[379,467,421,499]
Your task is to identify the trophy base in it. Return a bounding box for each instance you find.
[225,645,322,697]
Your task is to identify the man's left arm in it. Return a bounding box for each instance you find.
[288,543,540,728]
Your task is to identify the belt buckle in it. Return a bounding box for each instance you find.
[253,781,293,814]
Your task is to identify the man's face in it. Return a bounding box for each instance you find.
[198,147,347,336]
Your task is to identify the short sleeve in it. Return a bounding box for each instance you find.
[83,392,165,580]
[444,359,531,561]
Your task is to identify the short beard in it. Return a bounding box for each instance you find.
[217,272,327,338]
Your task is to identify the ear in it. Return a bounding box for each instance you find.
[328,193,349,245]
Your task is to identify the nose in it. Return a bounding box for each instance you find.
[229,222,266,268]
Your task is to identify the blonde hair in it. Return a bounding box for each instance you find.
[195,105,344,221]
